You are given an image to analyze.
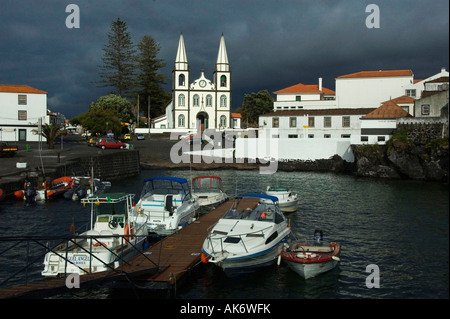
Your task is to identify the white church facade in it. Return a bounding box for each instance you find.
[165,33,231,131]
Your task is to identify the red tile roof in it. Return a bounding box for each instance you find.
[231,113,242,118]
[337,70,413,79]
[274,83,335,94]
[363,100,412,119]
[0,85,47,94]
[383,95,415,104]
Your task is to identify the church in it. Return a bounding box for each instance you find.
[165,33,231,130]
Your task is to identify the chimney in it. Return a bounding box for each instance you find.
[318,77,323,91]
[441,67,447,73]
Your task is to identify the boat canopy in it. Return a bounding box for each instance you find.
[237,194,279,203]
[140,176,191,199]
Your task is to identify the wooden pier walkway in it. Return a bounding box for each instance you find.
[0,197,259,299]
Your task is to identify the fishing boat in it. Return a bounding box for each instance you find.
[280,229,341,279]
[201,194,291,273]
[192,176,229,207]
[41,193,148,278]
[134,177,199,235]
[263,186,298,213]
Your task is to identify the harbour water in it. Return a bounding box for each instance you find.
[0,169,448,299]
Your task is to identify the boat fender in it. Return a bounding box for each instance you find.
[277,255,282,266]
[332,256,340,262]
[124,223,134,242]
[201,253,210,263]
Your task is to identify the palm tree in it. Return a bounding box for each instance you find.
[41,124,65,149]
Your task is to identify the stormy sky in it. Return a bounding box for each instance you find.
[0,0,448,119]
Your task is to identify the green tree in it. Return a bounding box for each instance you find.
[98,18,136,97]
[41,124,65,149]
[76,108,122,137]
[136,35,171,120]
[88,94,134,124]
[240,90,274,127]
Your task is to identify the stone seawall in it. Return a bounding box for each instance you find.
[0,150,140,197]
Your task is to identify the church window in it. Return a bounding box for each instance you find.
[179,74,185,86]
[193,94,199,106]
[220,115,227,127]
[178,94,185,106]
[178,114,185,127]
[220,75,227,87]
[220,95,227,107]
[206,95,212,107]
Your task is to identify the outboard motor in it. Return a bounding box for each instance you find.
[314,229,323,244]
[24,183,36,204]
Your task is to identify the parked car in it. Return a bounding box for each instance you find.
[136,133,145,140]
[97,138,127,149]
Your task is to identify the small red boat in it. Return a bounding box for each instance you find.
[281,230,341,279]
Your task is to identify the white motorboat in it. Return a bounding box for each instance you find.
[42,193,148,277]
[201,194,291,273]
[134,177,199,235]
[280,229,341,279]
[264,186,298,213]
[192,176,229,207]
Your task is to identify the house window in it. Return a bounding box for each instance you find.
[288,134,298,138]
[361,136,369,142]
[193,94,199,106]
[272,117,279,128]
[296,96,301,101]
[220,95,227,107]
[220,115,227,127]
[308,134,314,138]
[421,104,430,115]
[18,110,27,120]
[308,117,315,128]
[178,94,185,107]
[178,114,185,127]
[206,95,212,107]
[18,95,27,105]
[289,117,297,128]
[220,75,227,87]
[377,136,385,142]
[178,74,185,86]
[406,89,416,97]
[324,134,331,138]
[342,116,350,128]
[324,117,332,128]
[341,134,351,138]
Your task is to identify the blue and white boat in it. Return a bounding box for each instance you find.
[134,177,199,235]
[201,194,291,273]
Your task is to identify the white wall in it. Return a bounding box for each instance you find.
[235,136,354,162]
[336,76,413,108]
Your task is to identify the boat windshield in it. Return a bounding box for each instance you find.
[140,178,190,200]
[223,203,279,222]
[94,200,127,218]
[192,177,223,193]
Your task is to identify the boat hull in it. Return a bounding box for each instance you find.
[284,258,339,279]
[208,236,290,274]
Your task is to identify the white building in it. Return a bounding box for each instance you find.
[273,78,336,111]
[166,33,231,130]
[335,69,414,108]
[0,85,48,142]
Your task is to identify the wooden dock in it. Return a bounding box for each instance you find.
[0,197,259,299]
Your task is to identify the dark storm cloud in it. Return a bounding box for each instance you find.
[0,0,448,118]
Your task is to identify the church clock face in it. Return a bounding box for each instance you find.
[199,80,206,87]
